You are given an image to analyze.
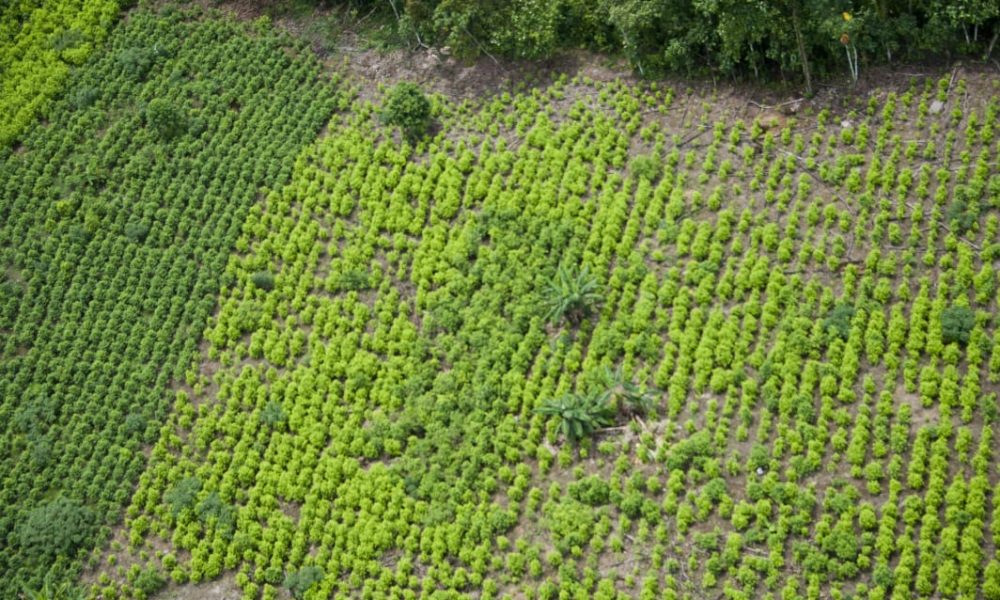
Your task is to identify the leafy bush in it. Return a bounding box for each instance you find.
[284,566,324,600]
[133,567,166,598]
[823,303,855,341]
[941,306,975,346]
[631,153,662,182]
[260,400,287,426]
[118,46,164,81]
[380,82,432,141]
[568,475,611,506]
[542,265,602,325]
[145,98,187,141]
[164,477,202,516]
[664,431,714,470]
[945,196,979,234]
[124,220,149,243]
[251,270,276,291]
[16,497,94,562]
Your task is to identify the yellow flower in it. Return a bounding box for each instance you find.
[843,12,852,21]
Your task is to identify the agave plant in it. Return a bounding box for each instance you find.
[535,391,615,441]
[597,366,660,418]
[542,264,603,325]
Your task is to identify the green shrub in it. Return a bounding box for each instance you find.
[251,270,275,291]
[823,303,855,341]
[631,153,662,182]
[164,477,201,516]
[133,567,166,598]
[260,400,287,426]
[941,306,975,346]
[380,82,432,141]
[568,476,611,506]
[17,497,95,562]
[284,566,324,600]
[124,220,149,243]
[145,98,187,141]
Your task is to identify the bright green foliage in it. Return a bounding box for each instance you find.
[380,82,432,141]
[0,0,119,147]
[542,264,602,325]
[536,392,615,441]
[568,475,611,506]
[5,31,995,600]
[132,567,166,598]
[0,8,338,594]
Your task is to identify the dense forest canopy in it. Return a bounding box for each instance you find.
[335,0,999,90]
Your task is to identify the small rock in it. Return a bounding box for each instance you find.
[840,120,852,129]
[756,467,765,476]
[929,100,944,114]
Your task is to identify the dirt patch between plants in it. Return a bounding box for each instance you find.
[153,572,247,600]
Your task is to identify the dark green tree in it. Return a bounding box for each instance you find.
[380,82,432,141]
[941,306,975,346]
[145,98,187,141]
[16,497,95,563]
[284,566,325,600]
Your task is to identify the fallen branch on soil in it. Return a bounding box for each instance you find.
[748,97,804,110]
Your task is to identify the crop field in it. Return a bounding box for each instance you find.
[3,3,1000,600]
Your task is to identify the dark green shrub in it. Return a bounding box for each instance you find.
[118,46,161,81]
[145,98,186,141]
[124,220,149,243]
[251,270,275,291]
[380,82,432,141]
[945,195,979,234]
[823,303,855,341]
[941,306,975,346]
[70,85,99,109]
[260,400,287,426]
[284,566,324,600]
[17,497,94,562]
[164,477,201,516]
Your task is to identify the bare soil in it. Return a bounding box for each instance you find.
[153,573,246,600]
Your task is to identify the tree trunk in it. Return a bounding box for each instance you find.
[790,4,813,96]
